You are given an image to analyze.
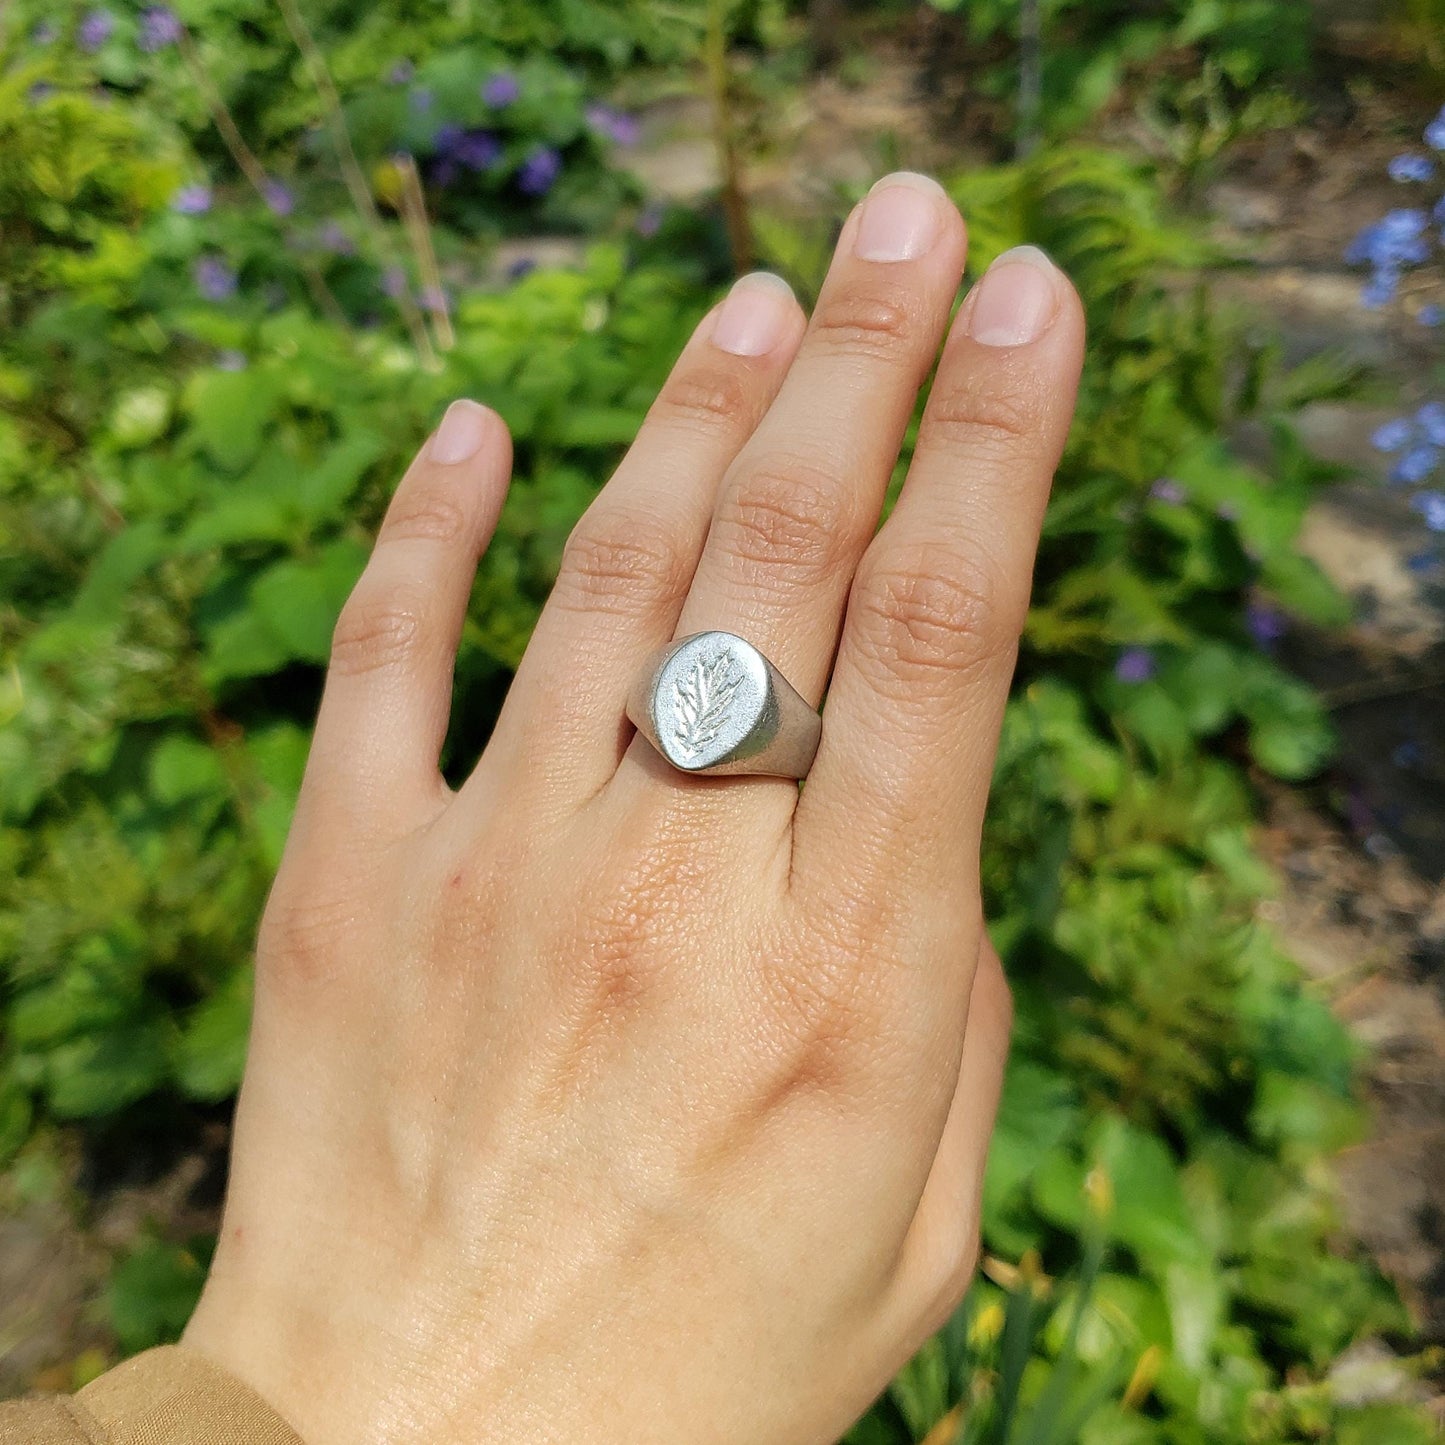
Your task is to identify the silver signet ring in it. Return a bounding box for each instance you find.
[626,631,822,779]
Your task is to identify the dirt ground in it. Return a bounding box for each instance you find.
[4,12,1445,1416]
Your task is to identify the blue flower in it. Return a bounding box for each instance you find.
[1361,270,1399,309]
[138,6,181,51]
[1114,647,1155,683]
[172,183,213,214]
[1410,490,1445,531]
[434,123,464,154]
[1406,549,1440,573]
[77,9,114,50]
[1388,153,1435,183]
[387,59,414,85]
[1397,448,1441,486]
[517,146,562,196]
[380,265,408,299]
[1422,304,1445,327]
[194,255,237,301]
[1418,402,1445,448]
[316,220,353,254]
[481,71,520,107]
[1426,106,1445,151]
[1149,477,1185,504]
[1372,417,1413,452]
[263,181,295,217]
[409,86,433,113]
[507,256,538,280]
[32,21,57,43]
[27,81,55,103]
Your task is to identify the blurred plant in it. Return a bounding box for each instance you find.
[1349,104,1445,572]
[919,0,1313,151]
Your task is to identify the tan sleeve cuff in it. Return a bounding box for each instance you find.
[1,1346,304,1445]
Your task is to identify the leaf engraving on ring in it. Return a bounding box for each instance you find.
[670,650,743,761]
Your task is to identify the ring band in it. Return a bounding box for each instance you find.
[627,631,822,779]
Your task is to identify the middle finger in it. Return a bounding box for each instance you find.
[615,174,967,797]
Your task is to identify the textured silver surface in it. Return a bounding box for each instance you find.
[627,631,821,778]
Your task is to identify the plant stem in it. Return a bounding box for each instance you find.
[273,0,438,369]
[176,26,354,337]
[705,0,753,275]
[1017,0,1042,159]
[395,153,454,353]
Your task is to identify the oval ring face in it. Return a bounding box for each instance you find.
[649,631,774,772]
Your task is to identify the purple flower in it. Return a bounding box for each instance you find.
[388,59,414,85]
[1419,402,1445,448]
[1246,602,1287,651]
[138,6,181,51]
[409,86,433,113]
[481,71,520,107]
[1149,477,1186,504]
[1395,447,1440,485]
[28,82,55,103]
[507,256,538,281]
[455,129,501,170]
[262,181,295,217]
[1406,550,1440,574]
[1388,153,1435,183]
[1114,648,1155,684]
[434,123,464,154]
[1426,107,1445,151]
[172,183,213,215]
[1422,304,1445,327]
[316,220,353,254]
[380,265,408,299]
[1410,490,1445,531]
[32,21,57,43]
[215,349,247,371]
[77,9,114,51]
[635,202,664,238]
[419,284,448,315]
[585,103,640,146]
[516,145,562,196]
[194,255,237,301]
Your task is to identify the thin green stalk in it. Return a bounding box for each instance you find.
[705,0,753,275]
[273,0,437,369]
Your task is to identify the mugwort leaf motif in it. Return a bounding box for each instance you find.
[671,650,743,760]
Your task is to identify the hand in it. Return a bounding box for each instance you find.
[183,173,1085,1445]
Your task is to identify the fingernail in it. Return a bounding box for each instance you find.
[428,399,492,464]
[853,172,947,263]
[962,246,1059,347]
[711,272,796,356]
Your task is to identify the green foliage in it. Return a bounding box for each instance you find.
[920,0,1313,152]
[0,6,1432,1441]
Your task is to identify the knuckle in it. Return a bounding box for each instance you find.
[852,544,1018,689]
[381,488,472,547]
[650,364,753,436]
[715,456,852,580]
[329,583,428,677]
[923,370,1041,457]
[257,886,357,991]
[555,504,689,616]
[810,289,916,361]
